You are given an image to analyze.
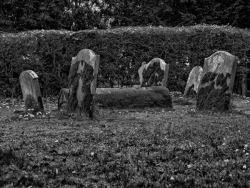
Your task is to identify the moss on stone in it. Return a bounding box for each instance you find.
[67,73,80,112]
[215,73,231,87]
[37,96,44,111]
[67,61,94,118]
[185,84,197,98]
[201,72,210,84]
[25,94,40,113]
[58,88,69,110]
[197,72,231,111]
[201,72,217,85]
[142,62,165,87]
[209,72,217,82]
[68,60,80,86]
[79,63,94,118]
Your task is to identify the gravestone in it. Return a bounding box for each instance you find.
[58,88,69,111]
[197,51,238,111]
[138,58,169,87]
[67,49,100,118]
[19,70,44,112]
[184,66,203,97]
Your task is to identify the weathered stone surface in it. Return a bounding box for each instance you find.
[68,49,99,94]
[197,51,238,111]
[184,66,203,97]
[138,58,169,87]
[58,88,69,110]
[67,49,99,118]
[19,70,44,112]
[58,86,173,109]
[95,86,173,108]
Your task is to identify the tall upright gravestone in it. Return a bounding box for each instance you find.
[197,51,238,111]
[184,66,203,97]
[67,49,100,118]
[19,70,44,112]
[138,58,169,87]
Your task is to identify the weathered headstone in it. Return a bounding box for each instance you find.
[58,88,69,111]
[67,49,100,118]
[184,66,203,97]
[19,70,44,112]
[138,58,169,87]
[197,51,238,111]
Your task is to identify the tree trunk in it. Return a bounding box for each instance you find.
[95,86,173,108]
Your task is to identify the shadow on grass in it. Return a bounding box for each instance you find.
[0,148,24,167]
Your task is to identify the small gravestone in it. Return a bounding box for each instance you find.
[184,66,203,97]
[58,88,69,111]
[19,70,44,112]
[67,49,100,118]
[138,58,169,87]
[197,51,238,111]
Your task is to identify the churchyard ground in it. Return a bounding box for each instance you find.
[0,93,250,187]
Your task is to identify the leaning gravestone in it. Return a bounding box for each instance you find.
[67,49,100,118]
[197,51,238,111]
[184,66,203,97]
[19,70,44,112]
[138,58,169,87]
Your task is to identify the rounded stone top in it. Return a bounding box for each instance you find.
[20,70,38,79]
[75,49,96,68]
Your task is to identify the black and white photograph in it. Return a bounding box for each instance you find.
[0,0,250,187]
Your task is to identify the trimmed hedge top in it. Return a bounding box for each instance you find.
[0,25,250,97]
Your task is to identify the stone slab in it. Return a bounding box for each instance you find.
[95,86,173,108]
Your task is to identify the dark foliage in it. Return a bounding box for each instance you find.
[1,0,250,32]
[0,25,249,97]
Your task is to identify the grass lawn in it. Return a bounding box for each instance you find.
[0,94,250,187]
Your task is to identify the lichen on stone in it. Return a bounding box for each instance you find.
[197,71,232,111]
[142,62,165,87]
[215,73,230,87]
[67,60,94,118]
[25,94,40,113]
[201,72,217,85]
[185,84,197,98]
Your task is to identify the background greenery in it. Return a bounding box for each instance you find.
[1,0,250,32]
[0,25,250,97]
[1,0,250,97]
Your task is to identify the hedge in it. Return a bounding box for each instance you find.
[0,25,250,98]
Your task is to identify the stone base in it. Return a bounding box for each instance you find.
[95,86,173,108]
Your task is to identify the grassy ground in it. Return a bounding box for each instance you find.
[0,94,250,187]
